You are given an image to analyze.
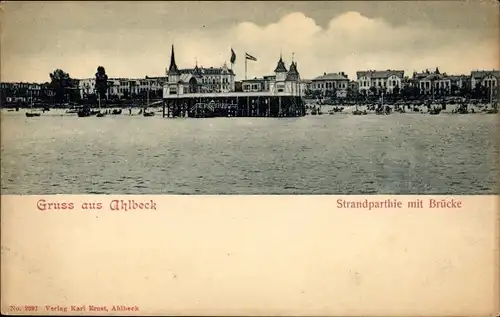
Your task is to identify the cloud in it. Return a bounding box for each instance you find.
[2,11,498,83]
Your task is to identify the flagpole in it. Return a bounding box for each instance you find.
[245,53,247,80]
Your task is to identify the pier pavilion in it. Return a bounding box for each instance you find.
[162,46,306,118]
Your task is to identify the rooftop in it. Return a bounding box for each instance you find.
[313,72,348,81]
[357,70,404,79]
[471,70,500,78]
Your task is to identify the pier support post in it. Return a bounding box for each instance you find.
[246,96,250,117]
[267,97,270,117]
[278,96,282,117]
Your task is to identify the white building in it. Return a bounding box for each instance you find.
[471,70,499,89]
[164,45,236,96]
[163,51,305,97]
[357,70,404,94]
[310,72,349,98]
[78,77,165,99]
[268,55,305,96]
[413,68,470,95]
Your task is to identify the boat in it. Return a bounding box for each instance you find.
[77,107,91,117]
[352,103,363,115]
[452,104,469,114]
[112,109,122,115]
[25,90,41,117]
[429,108,440,115]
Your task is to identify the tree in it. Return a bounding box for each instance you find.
[472,82,484,99]
[392,85,400,96]
[369,86,377,96]
[95,66,108,101]
[49,69,73,105]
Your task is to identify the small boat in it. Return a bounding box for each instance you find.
[96,112,106,117]
[112,109,122,115]
[429,108,440,115]
[352,104,364,115]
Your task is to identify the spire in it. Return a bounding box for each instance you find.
[168,45,179,75]
[286,59,299,81]
[274,55,288,73]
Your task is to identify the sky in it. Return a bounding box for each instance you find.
[1,0,499,83]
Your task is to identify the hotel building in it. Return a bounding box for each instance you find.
[357,70,404,94]
[309,72,349,98]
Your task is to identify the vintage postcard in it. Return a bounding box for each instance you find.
[1,0,499,316]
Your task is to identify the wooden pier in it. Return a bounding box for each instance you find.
[162,92,306,118]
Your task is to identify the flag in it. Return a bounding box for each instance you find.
[230,48,236,64]
[245,53,257,61]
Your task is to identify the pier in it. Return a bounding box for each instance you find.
[162,92,306,118]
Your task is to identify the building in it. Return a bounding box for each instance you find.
[301,79,312,92]
[348,80,359,91]
[78,76,165,99]
[0,82,42,103]
[241,76,273,92]
[471,70,499,89]
[310,72,349,98]
[164,45,236,96]
[357,70,404,94]
[162,52,307,118]
[235,56,305,95]
[413,68,470,95]
[268,55,305,95]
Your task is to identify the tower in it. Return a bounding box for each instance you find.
[286,61,300,81]
[168,45,180,84]
[274,54,288,82]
